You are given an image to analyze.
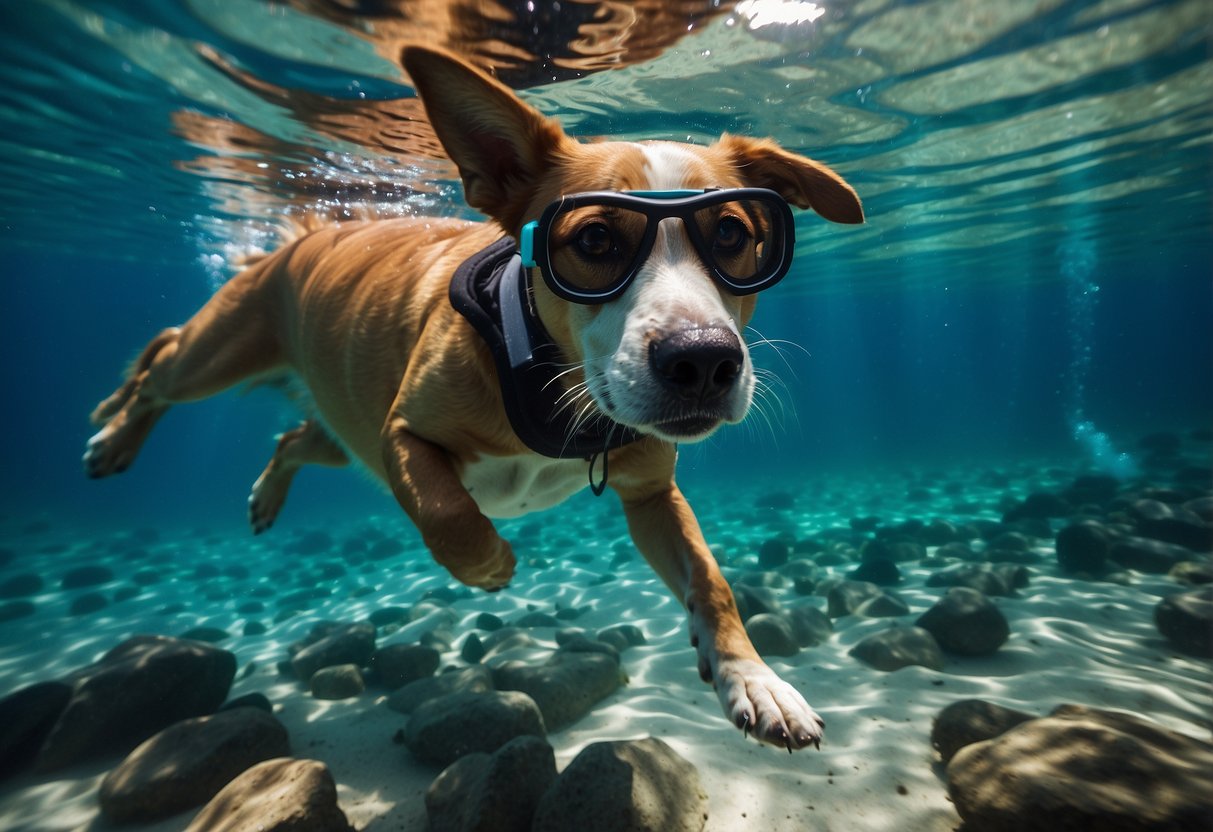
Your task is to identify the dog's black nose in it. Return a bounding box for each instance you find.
[649,327,743,403]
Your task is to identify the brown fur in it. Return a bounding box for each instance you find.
[86,45,862,750]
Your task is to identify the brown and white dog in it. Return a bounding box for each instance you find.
[85,46,862,751]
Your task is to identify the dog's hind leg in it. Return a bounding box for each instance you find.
[248,420,348,534]
[85,269,285,478]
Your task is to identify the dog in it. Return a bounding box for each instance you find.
[85,45,862,751]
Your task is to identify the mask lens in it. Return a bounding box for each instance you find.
[546,204,648,297]
[692,198,782,287]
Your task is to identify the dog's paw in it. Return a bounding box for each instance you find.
[82,428,130,478]
[714,658,824,752]
[248,471,286,535]
[446,537,516,592]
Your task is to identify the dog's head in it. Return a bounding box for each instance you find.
[403,46,862,445]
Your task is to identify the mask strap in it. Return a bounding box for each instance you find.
[588,449,609,496]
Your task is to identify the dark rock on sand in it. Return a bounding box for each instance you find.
[0,681,73,779]
[926,563,1021,597]
[849,627,945,672]
[61,564,115,589]
[184,757,353,832]
[1003,491,1071,522]
[758,537,791,568]
[532,737,707,832]
[946,705,1213,832]
[476,611,505,631]
[492,652,622,731]
[0,573,43,598]
[290,621,375,682]
[515,611,561,628]
[404,691,545,766]
[916,588,1009,656]
[849,558,901,585]
[219,693,273,714]
[371,644,439,689]
[181,626,231,643]
[745,613,799,657]
[597,624,646,650]
[461,632,487,663]
[732,583,783,622]
[1169,560,1213,585]
[243,621,267,636]
[69,591,108,615]
[310,664,365,699]
[787,604,833,647]
[934,541,981,562]
[36,635,236,772]
[1055,520,1110,574]
[426,735,557,832]
[1128,499,1213,552]
[1154,586,1213,657]
[0,600,35,622]
[368,606,410,628]
[861,538,925,563]
[930,699,1035,763]
[854,592,910,618]
[99,707,290,823]
[556,634,620,661]
[826,580,883,617]
[1108,535,1194,572]
[386,666,494,715]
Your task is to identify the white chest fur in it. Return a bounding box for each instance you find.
[460,453,591,519]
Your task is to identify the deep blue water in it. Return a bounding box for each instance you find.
[1,0,1210,531]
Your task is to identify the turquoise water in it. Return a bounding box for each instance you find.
[0,2,1210,829]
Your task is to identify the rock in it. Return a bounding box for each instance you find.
[849,558,901,585]
[786,604,832,647]
[1003,491,1071,522]
[935,541,981,562]
[926,563,1011,597]
[556,635,620,661]
[1154,587,1213,657]
[0,600,35,622]
[596,624,646,650]
[36,635,236,772]
[69,592,108,615]
[371,644,439,689]
[758,537,790,568]
[946,705,1213,831]
[291,622,375,682]
[1169,560,1213,585]
[916,588,1009,656]
[0,681,73,779]
[861,538,925,563]
[219,693,273,714]
[310,664,364,700]
[1055,520,1110,574]
[184,757,352,832]
[1129,499,1213,551]
[855,592,910,617]
[461,632,487,663]
[244,621,267,636]
[491,652,622,731]
[61,564,114,589]
[475,612,505,631]
[0,573,43,598]
[849,627,945,672]
[368,606,410,628]
[731,583,782,622]
[931,699,1035,763]
[745,614,799,657]
[531,738,707,832]
[1108,536,1194,572]
[99,708,290,822]
[1062,473,1121,507]
[827,580,883,617]
[921,519,960,546]
[515,611,560,628]
[385,666,494,715]
[425,736,557,832]
[404,691,545,766]
[181,626,231,643]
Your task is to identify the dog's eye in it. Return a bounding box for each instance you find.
[575,223,614,259]
[714,217,750,254]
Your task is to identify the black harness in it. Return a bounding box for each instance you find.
[448,237,641,492]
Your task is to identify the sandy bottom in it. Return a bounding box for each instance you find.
[1,460,1210,832]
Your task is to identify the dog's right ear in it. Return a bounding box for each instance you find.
[402,46,572,232]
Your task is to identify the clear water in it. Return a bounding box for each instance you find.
[0,1,1210,828]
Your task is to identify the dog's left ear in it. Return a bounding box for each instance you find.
[402,46,573,231]
[718,135,864,224]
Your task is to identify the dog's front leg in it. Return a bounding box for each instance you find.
[382,417,515,590]
[620,483,824,751]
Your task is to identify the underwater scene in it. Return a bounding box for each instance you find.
[1,0,1211,830]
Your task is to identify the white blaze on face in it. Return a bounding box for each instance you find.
[575,143,756,439]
